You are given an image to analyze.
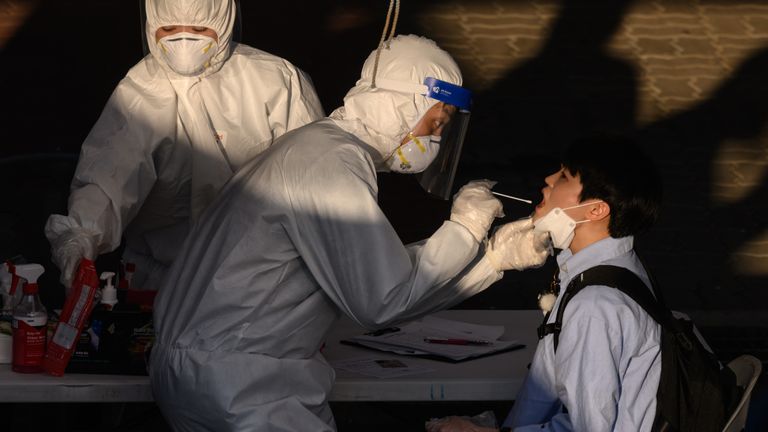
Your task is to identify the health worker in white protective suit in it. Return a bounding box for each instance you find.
[44,0,324,293]
[150,34,550,432]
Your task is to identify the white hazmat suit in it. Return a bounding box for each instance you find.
[150,35,511,431]
[45,0,324,291]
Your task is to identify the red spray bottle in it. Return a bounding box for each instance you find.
[43,258,99,376]
[11,263,47,373]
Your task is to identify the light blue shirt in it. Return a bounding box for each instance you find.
[504,236,662,432]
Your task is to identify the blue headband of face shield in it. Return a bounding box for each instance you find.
[423,77,472,111]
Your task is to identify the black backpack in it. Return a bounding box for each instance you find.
[537,265,740,432]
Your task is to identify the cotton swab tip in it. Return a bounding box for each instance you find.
[491,191,533,204]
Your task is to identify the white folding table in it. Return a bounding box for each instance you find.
[0,310,541,403]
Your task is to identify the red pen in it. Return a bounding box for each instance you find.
[423,337,493,346]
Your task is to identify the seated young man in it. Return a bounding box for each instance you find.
[426,134,663,432]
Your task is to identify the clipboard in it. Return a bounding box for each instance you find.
[339,338,525,363]
[340,315,526,362]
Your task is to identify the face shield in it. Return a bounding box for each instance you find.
[415,77,472,200]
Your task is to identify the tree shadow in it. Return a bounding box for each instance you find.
[636,48,768,309]
[458,0,768,310]
[455,0,640,308]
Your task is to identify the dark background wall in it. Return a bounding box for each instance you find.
[0,0,766,315]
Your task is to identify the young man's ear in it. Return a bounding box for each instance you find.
[585,201,610,222]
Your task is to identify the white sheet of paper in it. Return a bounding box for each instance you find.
[418,316,505,340]
[348,315,522,361]
[332,356,435,378]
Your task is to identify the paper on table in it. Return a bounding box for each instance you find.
[418,316,505,340]
[345,339,432,356]
[344,316,524,362]
[332,356,435,378]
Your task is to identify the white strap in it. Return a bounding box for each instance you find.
[361,78,427,95]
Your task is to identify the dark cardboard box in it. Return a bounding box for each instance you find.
[64,307,154,375]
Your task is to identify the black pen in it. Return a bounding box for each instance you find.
[423,337,493,346]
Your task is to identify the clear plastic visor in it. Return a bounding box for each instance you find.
[416,108,470,200]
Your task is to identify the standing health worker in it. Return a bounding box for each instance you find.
[150,34,549,431]
[45,0,324,292]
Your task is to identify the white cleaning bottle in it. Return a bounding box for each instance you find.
[100,271,118,311]
[1,262,24,317]
[1,262,14,316]
[12,263,47,373]
[0,262,16,364]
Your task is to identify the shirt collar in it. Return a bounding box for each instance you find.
[556,236,634,287]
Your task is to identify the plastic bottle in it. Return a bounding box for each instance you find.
[100,271,117,310]
[0,262,17,364]
[43,258,99,376]
[11,263,46,373]
[119,261,135,290]
[118,261,135,305]
[1,261,24,317]
[1,262,14,316]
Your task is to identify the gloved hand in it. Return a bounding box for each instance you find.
[49,228,98,293]
[485,217,551,272]
[449,179,504,242]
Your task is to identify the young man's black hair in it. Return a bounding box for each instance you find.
[562,134,662,238]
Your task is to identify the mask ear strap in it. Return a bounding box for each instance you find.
[563,200,604,211]
[568,200,606,224]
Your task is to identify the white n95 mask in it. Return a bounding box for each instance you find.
[158,32,218,76]
[386,133,440,173]
[533,201,603,249]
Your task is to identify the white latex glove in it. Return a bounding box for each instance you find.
[486,217,550,272]
[49,228,97,292]
[449,180,504,242]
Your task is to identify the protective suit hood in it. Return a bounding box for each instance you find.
[329,34,462,170]
[145,0,236,78]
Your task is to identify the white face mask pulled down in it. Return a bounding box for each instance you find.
[386,133,440,173]
[158,32,218,76]
[533,201,603,250]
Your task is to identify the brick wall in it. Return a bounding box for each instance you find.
[414,0,768,310]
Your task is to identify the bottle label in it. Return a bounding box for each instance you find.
[13,315,47,327]
[12,319,47,367]
[51,322,79,350]
[67,283,94,325]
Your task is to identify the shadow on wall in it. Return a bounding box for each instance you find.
[455,0,768,311]
[454,0,640,309]
[327,1,768,312]
[637,48,768,310]
[0,0,766,311]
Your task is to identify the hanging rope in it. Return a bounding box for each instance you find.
[387,0,400,47]
[371,0,400,88]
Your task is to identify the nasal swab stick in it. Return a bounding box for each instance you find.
[491,191,533,204]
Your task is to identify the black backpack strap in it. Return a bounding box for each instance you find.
[537,311,560,342]
[536,272,562,345]
[547,265,670,353]
[537,276,583,353]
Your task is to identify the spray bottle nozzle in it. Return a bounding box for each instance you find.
[15,264,45,294]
